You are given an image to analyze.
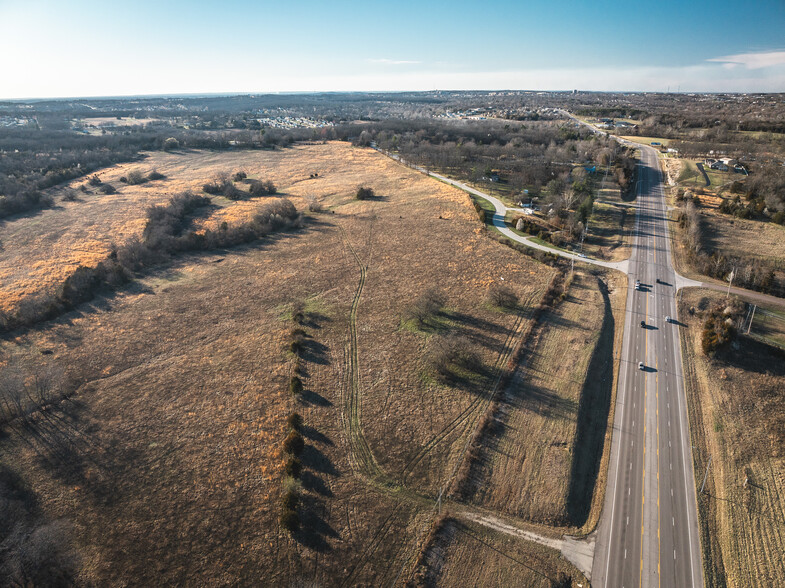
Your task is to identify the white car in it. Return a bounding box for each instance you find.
[665,315,671,323]
[634,279,641,290]
[638,362,644,370]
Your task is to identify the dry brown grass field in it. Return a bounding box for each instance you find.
[456,268,626,531]
[679,288,785,587]
[411,517,587,587]
[698,203,785,268]
[0,142,588,585]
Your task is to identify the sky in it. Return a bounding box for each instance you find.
[1,0,784,99]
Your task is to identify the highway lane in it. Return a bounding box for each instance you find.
[593,144,703,587]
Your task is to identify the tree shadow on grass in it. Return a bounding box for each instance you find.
[301,444,340,477]
[13,398,127,507]
[294,493,339,552]
[298,389,332,407]
[301,425,334,446]
[567,277,615,527]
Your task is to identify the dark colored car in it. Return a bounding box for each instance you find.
[640,320,646,327]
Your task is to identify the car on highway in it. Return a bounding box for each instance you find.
[638,362,644,370]
[640,320,646,328]
[665,315,671,323]
[634,279,641,290]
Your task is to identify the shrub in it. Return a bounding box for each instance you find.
[222,182,242,200]
[98,183,116,195]
[88,175,102,186]
[285,457,302,478]
[126,169,146,185]
[289,376,303,396]
[287,412,303,431]
[283,430,305,455]
[147,170,165,181]
[249,179,277,197]
[233,171,247,182]
[772,211,785,225]
[405,288,446,329]
[307,196,323,212]
[487,283,518,310]
[356,185,374,200]
[426,334,482,381]
[281,487,299,511]
[62,190,78,202]
[280,508,299,532]
[163,137,179,151]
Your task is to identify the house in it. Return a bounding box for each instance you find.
[733,164,747,174]
[710,161,728,171]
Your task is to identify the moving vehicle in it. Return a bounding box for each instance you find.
[665,315,671,323]
[640,320,646,328]
[635,279,641,290]
[638,362,644,370]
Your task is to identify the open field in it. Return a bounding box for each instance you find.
[0,142,559,584]
[749,306,785,349]
[698,203,785,268]
[0,142,484,313]
[679,288,785,588]
[457,268,626,531]
[411,516,587,587]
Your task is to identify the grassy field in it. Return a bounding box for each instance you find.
[456,268,627,531]
[749,306,785,349]
[698,203,785,268]
[0,142,562,584]
[410,517,587,587]
[679,288,785,587]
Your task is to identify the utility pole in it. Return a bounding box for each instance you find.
[700,456,712,494]
[747,305,756,334]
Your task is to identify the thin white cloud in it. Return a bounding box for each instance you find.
[707,50,785,69]
[366,58,421,65]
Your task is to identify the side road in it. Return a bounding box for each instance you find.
[375,147,629,274]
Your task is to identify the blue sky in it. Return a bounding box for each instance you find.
[1,0,784,98]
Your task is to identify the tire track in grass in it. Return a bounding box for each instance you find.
[338,223,382,481]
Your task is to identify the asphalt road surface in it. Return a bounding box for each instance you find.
[592,144,703,587]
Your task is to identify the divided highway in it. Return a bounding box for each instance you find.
[592,144,703,587]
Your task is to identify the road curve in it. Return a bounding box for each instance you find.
[375,147,629,273]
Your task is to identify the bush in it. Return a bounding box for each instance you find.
[126,169,146,185]
[249,179,277,197]
[283,430,305,455]
[772,210,785,225]
[88,175,102,186]
[285,457,302,478]
[426,334,482,381]
[405,288,446,329]
[487,283,518,310]
[147,170,165,181]
[306,196,323,212]
[280,508,299,532]
[289,376,303,396]
[98,183,116,195]
[287,412,303,431]
[233,171,247,182]
[356,185,374,200]
[163,137,179,151]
